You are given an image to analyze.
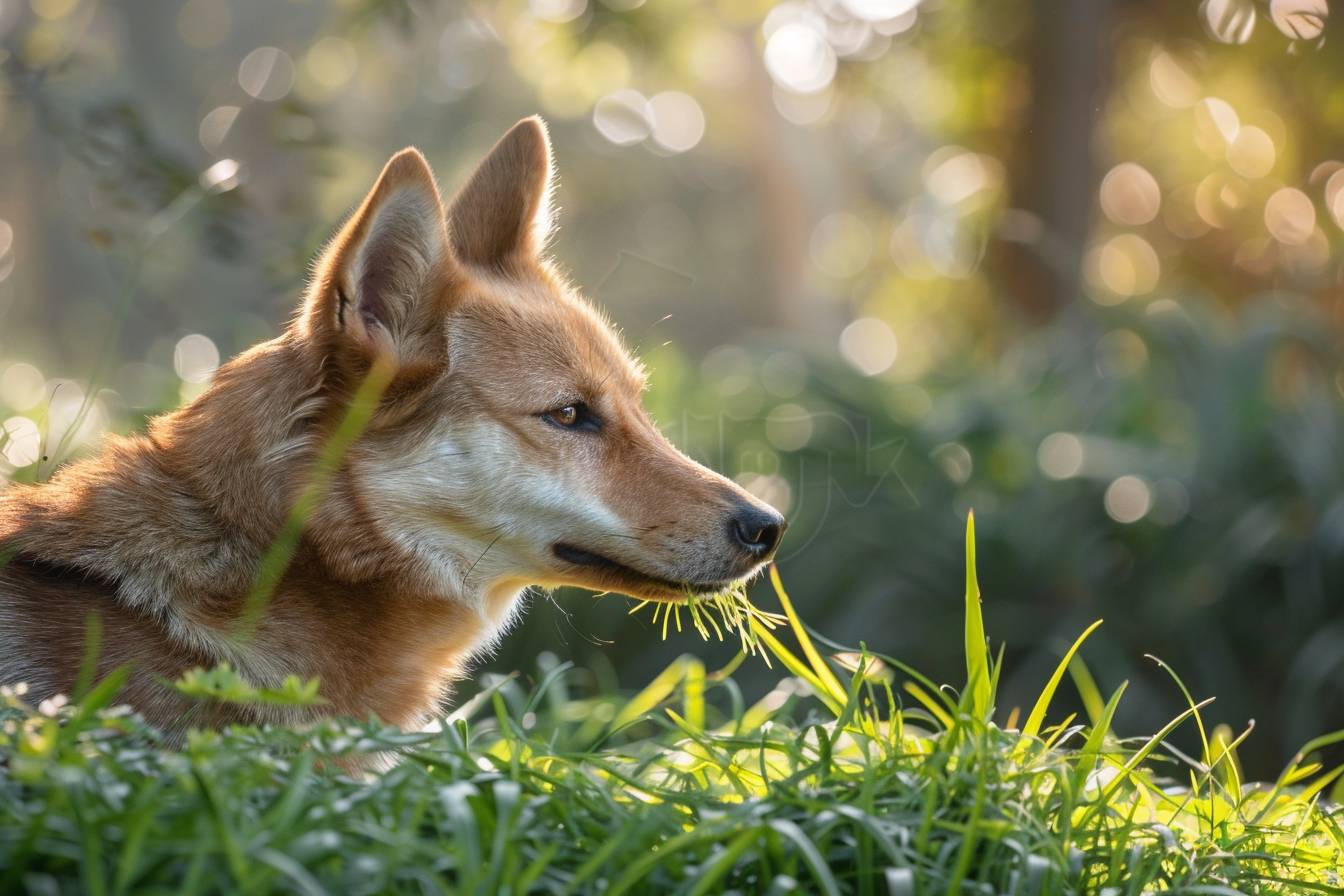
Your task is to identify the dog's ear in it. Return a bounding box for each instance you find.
[446,116,554,269]
[307,148,450,360]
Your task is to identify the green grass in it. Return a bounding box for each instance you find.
[2,515,1343,894]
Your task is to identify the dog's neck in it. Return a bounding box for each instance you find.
[0,333,516,726]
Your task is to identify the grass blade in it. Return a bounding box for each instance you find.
[963,511,992,721]
[1021,620,1103,739]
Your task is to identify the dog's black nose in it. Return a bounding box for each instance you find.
[729,505,786,558]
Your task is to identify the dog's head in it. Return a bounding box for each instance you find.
[298,118,784,610]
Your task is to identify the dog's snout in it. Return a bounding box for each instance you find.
[728,505,786,558]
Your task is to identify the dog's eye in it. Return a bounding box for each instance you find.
[550,405,579,426]
[543,402,599,432]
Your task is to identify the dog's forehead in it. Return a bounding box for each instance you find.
[449,272,645,392]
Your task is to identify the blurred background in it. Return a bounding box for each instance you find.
[1,0,1342,774]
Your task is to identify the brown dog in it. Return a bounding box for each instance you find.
[0,118,784,733]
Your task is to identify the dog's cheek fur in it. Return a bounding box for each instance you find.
[352,407,625,607]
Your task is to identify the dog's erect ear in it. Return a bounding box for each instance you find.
[307,148,449,360]
[447,116,554,269]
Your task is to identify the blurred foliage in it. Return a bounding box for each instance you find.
[2,0,1344,776]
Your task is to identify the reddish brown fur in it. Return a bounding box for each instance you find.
[0,118,782,736]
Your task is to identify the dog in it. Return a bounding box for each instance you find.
[0,117,785,734]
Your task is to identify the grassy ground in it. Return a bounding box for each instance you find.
[2,516,1342,894]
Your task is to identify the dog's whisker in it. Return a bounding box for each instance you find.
[462,528,507,587]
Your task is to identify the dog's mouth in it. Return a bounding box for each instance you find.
[552,543,730,601]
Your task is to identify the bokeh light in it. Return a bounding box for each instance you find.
[1269,0,1329,39]
[0,218,13,283]
[199,106,240,153]
[303,37,359,98]
[931,442,972,484]
[177,0,231,49]
[764,21,837,95]
[1194,97,1240,152]
[839,0,921,23]
[810,212,872,278]
[0,363,45,411]
[1099,162,1161,226]
[31,0,78,21]
[238,47,295,102]
[1086,234,1161,301]
[530,0,587,24]
[765,404,814,451]
[838,317,898,376]
[1263,187,1316,244]
[1037,432,1084,480]
[737,472,792,516]
[1227,126,1276,178]
[1104,475,1153,523]
[593,90,653,146]
[1096,329,1149,378]
[924,150,1003,207]
[199,159,243,194]
[0,416,41,468]
[1324,168,1344,230]
[173,335,220,385]
[1201,0,1257,44]
[1149,49,1200,108]
[648,92,706,154]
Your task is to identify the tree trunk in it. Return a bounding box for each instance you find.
[994,0,1115,320]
